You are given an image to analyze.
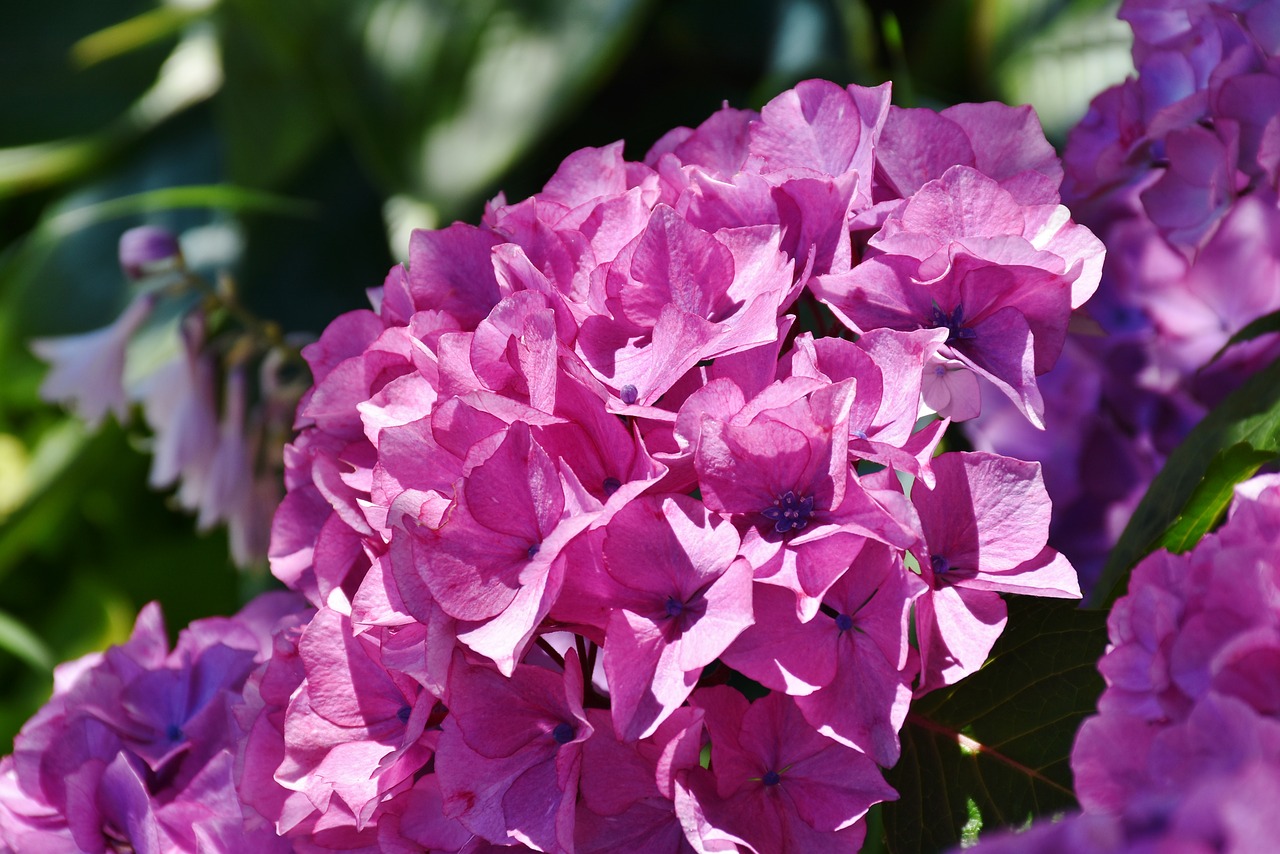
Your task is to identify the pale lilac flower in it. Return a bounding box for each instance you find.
[30,293,155,428]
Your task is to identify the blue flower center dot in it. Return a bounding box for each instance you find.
[620,384,639,405]
[835,613,854,632]
[931,300,977,346]
[397,705,412,725]
[762,770,782,787]
[762,490,815,534]
[603,477,623,496]
[931,554,951,575]
[165,724,184,743]
[527,543,541,560]
[665,596,685,618]
[552,722,575,745]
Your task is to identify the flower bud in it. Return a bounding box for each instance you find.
[118,225,183,281]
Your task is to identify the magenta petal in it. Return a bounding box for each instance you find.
[405,224,503,328]
[720,582,837,694]
[913,451,1052,575]
[916,584,1008,693]
[751,79,890,186]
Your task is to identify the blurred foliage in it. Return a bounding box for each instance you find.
[0,0,1135,846]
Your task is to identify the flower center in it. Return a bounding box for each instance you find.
[527,542,541,560]
[552,722,575,745]
[931,554,951,575]
[603,476,623,496]
[620,384,639,405]
[835,613,854,632]
[665,596,685,618]
[762,770,782,786]
[762,490,815,534]
[397,705,412,725]
[931,300,976,346]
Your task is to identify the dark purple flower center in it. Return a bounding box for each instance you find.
[527,542,541,560]
[835,613,854,632]
[931,300,976,346]
[397,704,412,725]
[762,490,815,533]
[761,770,782,786]
[665,596,685,618]
[603,476,623,496]
[620,384,639,405]
[552,722,575,745]
[931,554,951,575]
[165,723,184,742]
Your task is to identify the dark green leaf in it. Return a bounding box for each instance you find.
[1159,443,1275,554]
[1089,357,1280,608]
[215,0,336,189]
[0,0,167,147]
[883,597,1107,853]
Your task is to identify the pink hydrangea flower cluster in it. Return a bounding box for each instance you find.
[960,473,1280,853]
[0,592,307,852]
[968,0,1280,585]
[246,78,1095,851]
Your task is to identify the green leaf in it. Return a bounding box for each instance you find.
[882,597,1107,853]
[0,609,54,673]
[1203,307,1280,368]
[1089,357,1280,608]
[222,0,653,218]
[37,184,317,239]
[978,0,1133,140]
[71,5,204,68]
[1158,443,1275,554]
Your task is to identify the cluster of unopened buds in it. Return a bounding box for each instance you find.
[8,76,1104,851]
[31,224,311,566]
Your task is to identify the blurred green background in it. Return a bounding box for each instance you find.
[0,0,1132,750]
